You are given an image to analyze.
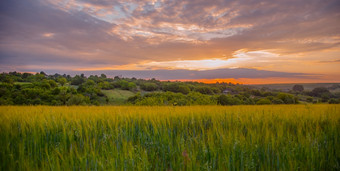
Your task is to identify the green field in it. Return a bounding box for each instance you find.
[102,89,135,104]
[0,105,339,170]
[14,82,32,85]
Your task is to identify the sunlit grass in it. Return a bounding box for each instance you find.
[0,105,339,170]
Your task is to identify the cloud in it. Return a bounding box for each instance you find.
[318,59,340,63]
[0,0,339,82]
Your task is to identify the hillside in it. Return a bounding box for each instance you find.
[0,71,339,105]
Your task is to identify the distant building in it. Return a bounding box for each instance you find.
[223,88,234,94]
[223,89,230,94]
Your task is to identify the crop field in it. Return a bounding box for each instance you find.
[0,105,339,170]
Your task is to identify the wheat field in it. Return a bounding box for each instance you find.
[0,105,339,170]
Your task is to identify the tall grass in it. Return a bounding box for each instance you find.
[0,105,339,170]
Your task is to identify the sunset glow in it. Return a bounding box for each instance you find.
[0,0,339,84]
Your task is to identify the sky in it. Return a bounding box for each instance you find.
[0,0,339,84]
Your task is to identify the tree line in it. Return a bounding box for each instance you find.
[0,71,339,105]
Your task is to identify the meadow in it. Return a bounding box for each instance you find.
[0,105,339,170]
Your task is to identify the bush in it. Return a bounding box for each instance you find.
[57,77,67,86]
[256,99,272,105]
[71,75,85,85]
[178,85,190,94]
[127,82,137,91]
[162,83,190,94]
[195,86,214,95]
[329,98,340,104]
[119,80,136,90]
[130,92,216,106]
[292,85,304,92]
[306,97,313,103]
[277,93,297,104]
[98,81,112,90]
[67,94,89,105]
[140,83,158,91]
[310,87,330,97]
[272,98,284,104]
[217,95,242,105]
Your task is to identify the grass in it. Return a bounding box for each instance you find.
[0,105,339,170]
[14,82,32,85]
[102,89,135,104]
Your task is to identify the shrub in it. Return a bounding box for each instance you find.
[217,95,242,105]
[272,98,284,104]
[329,98,340,104]
[256,98,272,105]
[67,94,89,105]
[277,93,296,104]
[140,83,158,91]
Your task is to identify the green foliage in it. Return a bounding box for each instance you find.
[0,71,336,106]
[71,75,85,85]
[329,98,340,104]
[217,94,242,105]
[140,82,158,91]
[127,82,137,91]
[310,87,331,97]
[277,93,297,104]
[129,91,216,106]
[178,85,190,94]
[67,94,90,105]
[307,97,314,103]
[98,81,112,90]
[162,83,191,94]
[57,77,67,86]
[195,86,214,95]
[48,80,57,88]
[256,98,272,105]
[272,98,284,104]
[103,89,136,104]
[117,80,136,91]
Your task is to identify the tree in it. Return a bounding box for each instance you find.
[256,98,272,105]
[100,74,107,78]
[306,97,313,103]
[48,80,57,88]
[57,77,67,86]
[67,94,89,105]
[195,86,214,95]
[98,81,111,90]
[84,79,96,87]
[217,95,242,105]
[40,81,51,89]
[2,75,14,84]
[127,82,137,91]
[276,93,297,104]
[178,85,190,94]
[310,87,330,97]
[140,83,158,91]
[58,87,70,105]
[119,80,130,90]
[272,98,284,104]
[292,85,304,92]
[329,98,340,104]
[71,75,85,85]
[39,71,47,76]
